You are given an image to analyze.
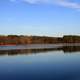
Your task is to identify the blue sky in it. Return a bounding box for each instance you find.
[0,0,80,37]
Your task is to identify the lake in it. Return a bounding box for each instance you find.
[0,44,80,80]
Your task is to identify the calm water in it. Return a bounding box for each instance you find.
[0,44,80,80]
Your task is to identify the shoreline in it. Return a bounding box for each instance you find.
[0,43,80,51]
[0,35,80,45]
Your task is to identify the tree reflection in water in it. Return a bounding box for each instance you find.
[0,46,80,56]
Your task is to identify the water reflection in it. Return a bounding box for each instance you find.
[0,45,80,80]
[63,46,80,53]
[0,48,60,56]
[0,46,80,56]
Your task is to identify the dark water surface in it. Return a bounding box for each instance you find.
[0,44,80,80]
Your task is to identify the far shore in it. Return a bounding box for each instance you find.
[0,43,80,46]
[0,43,80,51]
[0,35,80,45]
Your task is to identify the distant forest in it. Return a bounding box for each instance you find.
[0,35,80,45]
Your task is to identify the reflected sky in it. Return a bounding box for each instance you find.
[0,45,80,80]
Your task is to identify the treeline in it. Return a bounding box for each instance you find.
[63,35,80,43]
[0,35,80,45]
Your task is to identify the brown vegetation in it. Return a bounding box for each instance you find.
[0,35,80,45]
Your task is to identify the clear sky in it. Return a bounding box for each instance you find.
[0,0,80,37]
